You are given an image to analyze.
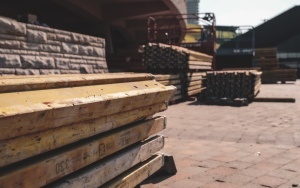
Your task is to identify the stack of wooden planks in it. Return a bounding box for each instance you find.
[0,73,176,187]
[142,43,213,71]
[154,72,206,102]
[254,48,297,83]
[254,48,279,69]
[261,69,297,83]
[183,72,207,98]
[205,70,262,106]
[155,74,182,102]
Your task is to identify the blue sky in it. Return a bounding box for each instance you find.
[200,0,299,26]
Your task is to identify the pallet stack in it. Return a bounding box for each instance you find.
[0,73,176,188]
[154,72,206,102]
[254,48,279,69]
[254,48,297,83]
[142,43,212,71]
[261,69,297,83]
[205,70,262,105]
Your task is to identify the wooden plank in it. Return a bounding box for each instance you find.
[158,79,181,86]
[254,97,296,103]
[256,58,278,64]
[185,76,205,82]
[0,73,155,92]
[262,69,297,74]
[188,88,206,96]
[185,72,207,77]
[188,65,212,70]
[102,154,164,188]
[44,136,165,188]
[188,60,212,66]
[0,118,166,187]
[188,55,212,62]
[0,81,176,141]
[154,74,180,81]
[187,85,203,91]
[0,102,167,167]
[186,80,203,87]
[255,48,277,57]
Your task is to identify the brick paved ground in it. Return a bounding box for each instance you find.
[140,80,300,188]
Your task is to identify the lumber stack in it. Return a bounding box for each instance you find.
[155,74,182,102]
[142,43,213,71]
[261,69,297,83]
[205,70,262,106]
[0,73,176,188]
[254,48,297,83]
[154,72,206,102]
[254,48,279,69]
[183,72,207,98]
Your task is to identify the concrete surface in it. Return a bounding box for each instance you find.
[140,80,300,188]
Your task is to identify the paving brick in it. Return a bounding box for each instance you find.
[251,175,288,187]
[195,160,225,169]
[264,155,293,165]
[275,133,295,146]
[205,166,237,178]
[239,154,267,164]
[277,174,300,188]
[281,162,300,173]
[210,155,237,162]
[239,133,258,144]
[240,167,268,178]
[222,133,242,142]
[218,173,254,185]
[166,179,203,188]
[202,181,240,188]
[257,134,276,145]
[242,182,267,188]
[189,172,216,185]
[268,167,300,180]
[190,153,212,162]
[139,82,300,187]
[222,160,252,170]
[276,151,300,160]
[251,161,281,171]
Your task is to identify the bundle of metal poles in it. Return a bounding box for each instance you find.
[205,70,262,106]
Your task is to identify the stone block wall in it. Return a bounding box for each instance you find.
[0,16,108,75]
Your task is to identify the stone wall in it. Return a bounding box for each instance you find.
[0,16,107,75]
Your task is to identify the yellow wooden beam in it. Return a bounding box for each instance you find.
[0,103,167,167]
[102,154,164,188]
[0,118,166,187]
[0,80,175,141]
[44,136,164,188]
[0,73,155,92]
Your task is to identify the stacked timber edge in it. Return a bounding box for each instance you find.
[254,48,297,83]
[0,73,176,187]
[155,72,206,103]
[142,43,212,72]
[204,70,262,106]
